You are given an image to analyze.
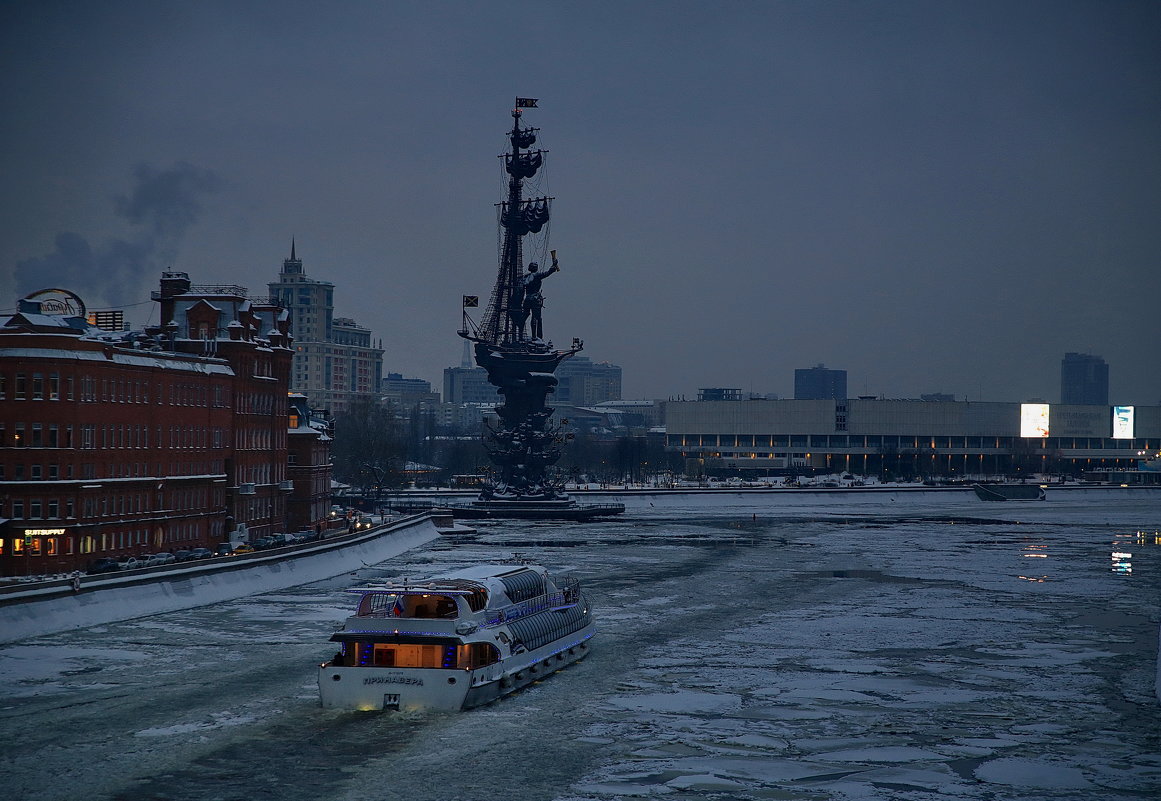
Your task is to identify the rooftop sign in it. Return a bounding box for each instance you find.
[23,288,87,318]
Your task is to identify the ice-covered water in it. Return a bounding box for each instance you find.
[1,490,1158,800]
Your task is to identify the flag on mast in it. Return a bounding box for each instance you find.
[515,97,538,108]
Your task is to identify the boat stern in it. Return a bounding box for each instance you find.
[318,664,472,712]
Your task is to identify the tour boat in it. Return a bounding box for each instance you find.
[318,562,594,711]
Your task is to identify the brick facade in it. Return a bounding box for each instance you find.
[0,273,329,577]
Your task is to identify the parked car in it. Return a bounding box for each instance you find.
[214,544,234,557]
[173,550,194,562]
[117,556,141,571]
[253,537,276,550]
[190,548,214,560]
[138,553,161,567]
[87,557,120,574]
[154,552,176,565]
[231,543,255,555]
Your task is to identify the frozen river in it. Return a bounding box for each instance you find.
[1,489,1159,800]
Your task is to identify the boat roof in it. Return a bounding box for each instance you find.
[344,563,547,596]
[433,563,546,582]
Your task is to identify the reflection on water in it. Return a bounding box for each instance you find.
[1018,541,1049,583]
[1109,530,1160,575]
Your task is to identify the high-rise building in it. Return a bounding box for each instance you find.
[794,364,847,400]
[382,373,440,408]
[1060,352,1108,406]
[443,341,500,405]
[555,356,622,405]
[268,242,383,415]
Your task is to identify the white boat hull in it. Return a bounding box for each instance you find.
[318,623,594,712]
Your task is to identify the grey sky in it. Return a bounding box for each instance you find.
[2,1,1158,404]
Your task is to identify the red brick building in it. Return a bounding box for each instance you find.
[0,273,330,577]
[287,392,332,533]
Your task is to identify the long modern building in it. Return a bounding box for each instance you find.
[268,243,383,415]
[0,275,330,577]
[665,398,1159,478]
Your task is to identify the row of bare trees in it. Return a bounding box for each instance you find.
[330,398,681,493]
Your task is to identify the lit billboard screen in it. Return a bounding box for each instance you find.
[1020,403,1050,438]
[1112,406,1134,439]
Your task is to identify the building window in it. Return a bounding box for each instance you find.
[15,373,26,400]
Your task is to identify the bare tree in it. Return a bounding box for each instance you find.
[331,398,406,496]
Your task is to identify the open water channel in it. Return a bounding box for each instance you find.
[1,489,1158,800]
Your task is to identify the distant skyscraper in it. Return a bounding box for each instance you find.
[268,242,383,415]
[555,356,623,405]
[443,341,500,405]
[1060,352,1108,405]
[794,364,847,400]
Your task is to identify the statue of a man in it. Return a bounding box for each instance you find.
[520,257,560,340]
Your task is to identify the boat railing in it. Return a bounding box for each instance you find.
[480,578,581,629]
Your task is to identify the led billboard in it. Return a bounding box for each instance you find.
[1112,406,1134,439]
[1020,403,1050,438]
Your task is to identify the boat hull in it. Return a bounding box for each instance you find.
[318,623,594,712]
[972,483,1046,501]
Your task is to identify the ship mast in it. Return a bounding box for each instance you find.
[471,99,550,347]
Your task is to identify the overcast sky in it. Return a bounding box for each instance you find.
[2,1,1158,404]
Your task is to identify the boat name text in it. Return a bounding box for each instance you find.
[363,676,424,686]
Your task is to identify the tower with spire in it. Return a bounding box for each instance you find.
[268,241,383,415]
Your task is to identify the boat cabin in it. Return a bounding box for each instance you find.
[332,638,500,670]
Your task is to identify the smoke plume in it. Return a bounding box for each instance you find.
[15,162,222,309]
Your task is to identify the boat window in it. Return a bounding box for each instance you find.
[356,643,456,669]
[356,593,460,618]
[464,586,488,612]
[459,642,500,669]
[407,594,458,618]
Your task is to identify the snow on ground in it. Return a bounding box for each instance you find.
[0,491,1158,801]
